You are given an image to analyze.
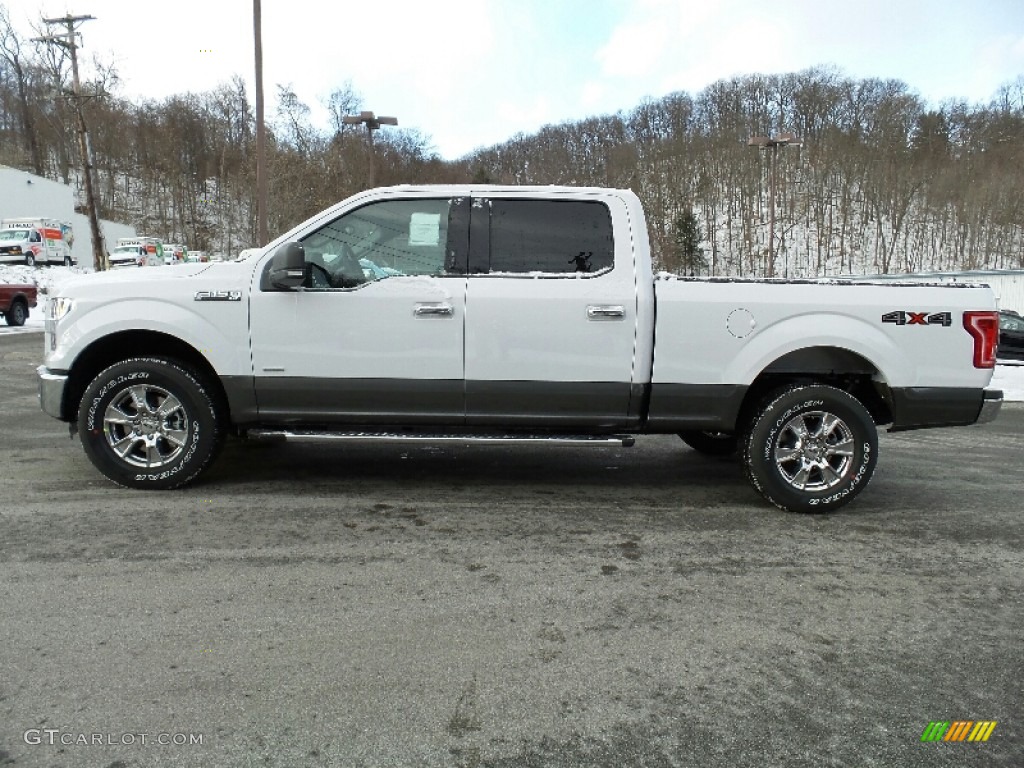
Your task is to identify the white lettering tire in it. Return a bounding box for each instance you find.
[743,384,878,513]
[78,357,224,489]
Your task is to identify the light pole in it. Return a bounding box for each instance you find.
[342,111,397,187]
[253,0,268,247]
[749,132,801,277]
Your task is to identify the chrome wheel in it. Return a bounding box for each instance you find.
[80,357,224,489]
[773,410,855,491]
[102,383,190,469]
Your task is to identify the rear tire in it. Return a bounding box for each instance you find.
[679,430,738,456]
[743,384,878,513]
[78,357,224,489]
[5,299,27,326]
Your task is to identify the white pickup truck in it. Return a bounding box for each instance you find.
[37,185,1002,512]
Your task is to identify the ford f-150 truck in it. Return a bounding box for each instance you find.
[36,186,1002,511]
[1,280,37,326]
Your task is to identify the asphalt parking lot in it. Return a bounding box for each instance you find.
[1,332,1021,767]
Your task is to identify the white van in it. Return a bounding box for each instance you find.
[163,243,187,264]
[110,237,163,268]
[0,218,75,266]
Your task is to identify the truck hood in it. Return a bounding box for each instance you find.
[56,262,248,296]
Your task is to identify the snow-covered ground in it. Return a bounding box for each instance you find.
[0,263,82,332]
[989,361,1024,401]
[3,263,1024,400]
[0,262,81,294]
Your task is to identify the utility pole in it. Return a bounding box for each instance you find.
[748,133,801,278]
[35,14,106,271]
[252,0,268,246]
[342,111,397,187]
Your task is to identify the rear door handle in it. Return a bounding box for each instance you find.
[587,305,625,320]
[414,303,454,317]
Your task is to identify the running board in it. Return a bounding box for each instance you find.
[247,429,635,448]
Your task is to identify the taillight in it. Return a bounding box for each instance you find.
[963,311,998,369]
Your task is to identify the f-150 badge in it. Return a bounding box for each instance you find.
[194,290,242,302]
[882,310,952,326]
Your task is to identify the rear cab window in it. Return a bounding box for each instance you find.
[471,199,614,276]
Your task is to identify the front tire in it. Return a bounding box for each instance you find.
[78,357,224,489]
[5,299,27,326]
[743,384,878,513]
[25,253,35,267]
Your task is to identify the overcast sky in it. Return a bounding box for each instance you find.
[9,0,1024,159]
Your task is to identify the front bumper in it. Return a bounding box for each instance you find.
[37,366,68,420]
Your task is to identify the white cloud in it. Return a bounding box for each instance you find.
[10,0,1024,161]
[496,95,554,136]
[971,32,1024,100]
[658,17,799,95]
[580,81,606,110]
[596,18,672,78]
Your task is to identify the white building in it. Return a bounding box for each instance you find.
[849,269,1024,315]
[0,165,135,269]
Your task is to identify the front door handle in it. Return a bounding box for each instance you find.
[414,303,454,317]
[587,305,625,320]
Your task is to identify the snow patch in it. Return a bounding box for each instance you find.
[991,362,1024,402]
[0,264,82,296]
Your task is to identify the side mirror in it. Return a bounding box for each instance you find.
[268,242,306,289]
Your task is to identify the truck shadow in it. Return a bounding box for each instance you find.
[208,434,746,493]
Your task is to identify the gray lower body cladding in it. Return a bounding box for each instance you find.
[222,377,1001,435]
[887,386,1001,431]
[233,377,636,430]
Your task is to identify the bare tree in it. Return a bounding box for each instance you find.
[0,5,43,173]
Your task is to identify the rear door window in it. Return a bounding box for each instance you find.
[481,199,614,275]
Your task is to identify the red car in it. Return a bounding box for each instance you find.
[0,281,37,326]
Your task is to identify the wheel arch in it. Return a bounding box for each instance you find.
[734,346,894,434]
[64,331,229,424]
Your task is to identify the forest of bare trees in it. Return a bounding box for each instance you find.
[1,5,1022,276]
[466,68,1024,277]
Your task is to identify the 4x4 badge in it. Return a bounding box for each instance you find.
[882,310,951,326]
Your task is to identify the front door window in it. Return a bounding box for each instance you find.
[298,199,457,289]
